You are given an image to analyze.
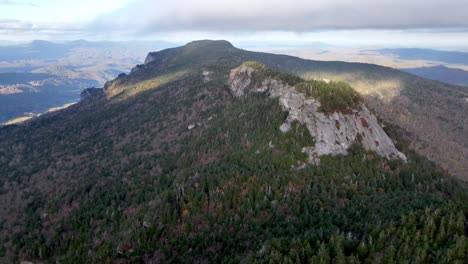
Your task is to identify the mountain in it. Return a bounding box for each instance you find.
[0,40,467,263]
[32,66,123,86]
[0,40,178,124]
[403,65,468,87]
[0,72,55,86]
[0,40,73,62]
[0,72,98,124]
[0,40,176,78]
[0,40,176,63]
[376,48,468,65]
[140,40,468,179]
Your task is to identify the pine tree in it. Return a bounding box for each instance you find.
[347,254,361,264]
[376,231,387,251]
[330,235,346,264]
[357,240,368,259]
[334,249,346,264]
[382,245,396,264]
[315,243,330,264]
[454,211,465,236]
[303,241,313,261]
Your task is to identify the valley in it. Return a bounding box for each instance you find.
[0,40,176,124]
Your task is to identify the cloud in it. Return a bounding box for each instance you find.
[0,19,34,30]
[2,0,467,48]
[0,0,38,7]
[0,19,83,34]
[92,0,468,33]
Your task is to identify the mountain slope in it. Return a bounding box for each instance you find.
[0,41,467,263]
[227,62,406,163]
[127,40,468,179]
[250,51,467,180]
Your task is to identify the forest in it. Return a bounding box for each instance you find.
[0,47,466,263]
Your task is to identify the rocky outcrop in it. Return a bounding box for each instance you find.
[202,70,213,83]
[80,87,104,102]
[228,64,407,164]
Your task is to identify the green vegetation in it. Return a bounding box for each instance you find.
[296,80,362,113]
[243,61,361,113]
[0,42,467,263]
[1,102,77,126]
[2,115,34,125]
[111,70,190,99]
[130,70,188,94]
[47,102,77,113]
[243,61,303,86]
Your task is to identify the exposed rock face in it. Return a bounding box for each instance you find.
[144,52,165,65]
[202,70,213,83]
[80,87,104,102]
[228,65,407,163]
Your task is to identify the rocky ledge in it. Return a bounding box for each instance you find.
[228,64,407,164]
[80,87,104,102]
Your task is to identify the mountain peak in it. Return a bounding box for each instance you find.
[184,39,234,49]
[143,39,238,65]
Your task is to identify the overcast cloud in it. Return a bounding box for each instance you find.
[94,0,468,32]
[0,0,37,7]
[1,0,468,47]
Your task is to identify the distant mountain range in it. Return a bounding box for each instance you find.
[0,72,97,123]
[376,48,468,65]
[0,40,178,123]
[0,40,177,62]
[403,65,468,87]
[378,49,468,86]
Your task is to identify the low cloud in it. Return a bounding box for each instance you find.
[92,0,468,33]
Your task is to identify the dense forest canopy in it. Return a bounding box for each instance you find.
[0,41,466,263]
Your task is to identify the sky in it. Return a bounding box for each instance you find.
[1,0,468,49]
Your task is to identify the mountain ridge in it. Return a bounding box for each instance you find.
[403,65,468,86]
[376,48,468,65]
[227,62,407,163]
[108,40,467,179]
[0,40,467,263]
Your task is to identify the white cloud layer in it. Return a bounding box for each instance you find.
[0,0,37,7]
[1,0,468,48]
[94,0,468,32]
